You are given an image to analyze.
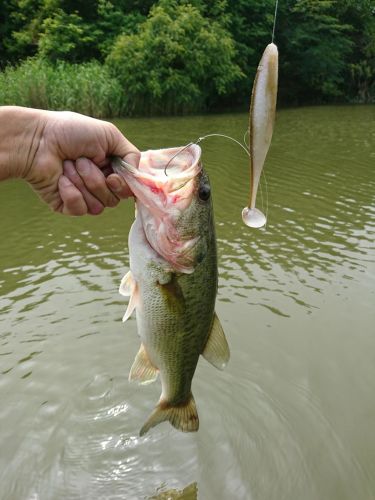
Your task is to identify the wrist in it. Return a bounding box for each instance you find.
[0,106,48,181]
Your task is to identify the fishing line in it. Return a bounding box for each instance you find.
[260,170,269,229]
[198,132,270,227]
[163,133,250,176]
[162,131,269,224]
[272,0,279,43]
[196,133,250,157]
[243,128,250,150]
[197,134,271,222]
[262,0,279,223]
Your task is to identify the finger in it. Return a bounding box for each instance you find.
[123,151,141,169]
[63,160,106,215]
[100,162,115,178]
[58,175,88,216]
[76,157,119,208]
[106,173,133,199]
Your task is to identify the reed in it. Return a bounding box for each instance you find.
[0,58,124,118]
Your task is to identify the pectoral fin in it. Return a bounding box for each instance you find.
[129,343,158,385]
[158,274,185,314]
[119,270,133,297]
[119,270,139,322]
[202,313,230,370]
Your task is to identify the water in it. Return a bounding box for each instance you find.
[0,105,374,500]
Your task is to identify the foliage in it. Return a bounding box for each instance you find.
[336,0,375,102]
[0,0,374,115]
[224,0,277,104]
[106,1,243,115]
[0,58,124,117]
[38,9,97,62]
[3,0,148,65]
[277,0,353,103]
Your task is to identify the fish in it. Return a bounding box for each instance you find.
[112,144,229,436]
[149,482,197,500]
[242,42,278,229]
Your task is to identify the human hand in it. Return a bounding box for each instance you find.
[1,107,139,215]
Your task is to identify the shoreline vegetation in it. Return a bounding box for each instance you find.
[0,0,374,119]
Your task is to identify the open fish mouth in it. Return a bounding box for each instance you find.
[112,144,204,272]
[112,144,202,192]
[137,144,201,180]
[113,144,202,209]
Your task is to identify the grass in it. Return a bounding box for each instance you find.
[0,58,124,118]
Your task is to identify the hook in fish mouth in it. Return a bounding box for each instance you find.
[112,144,202,182]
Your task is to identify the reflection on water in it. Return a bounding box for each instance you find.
[0,106,374,499]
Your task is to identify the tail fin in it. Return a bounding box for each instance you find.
[139,394,199,436]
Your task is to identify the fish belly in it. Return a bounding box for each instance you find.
[129,216,217,405]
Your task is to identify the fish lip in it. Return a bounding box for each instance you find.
[112,144,202,183]
[112,143,203,224]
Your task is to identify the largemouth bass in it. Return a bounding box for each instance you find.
[113,144,229,436]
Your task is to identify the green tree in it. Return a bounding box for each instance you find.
[277,0,353,103]
[38,8,98,62]
[106,1,243,115]
[336,0,375,102]
[1,0,374,109]
[2,0,47,64]
[0,0,15,66]
[3,0,148,64]
[225,0,276,105]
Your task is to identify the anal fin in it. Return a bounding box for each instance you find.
[202,312,230,370]
[129,343,158,385]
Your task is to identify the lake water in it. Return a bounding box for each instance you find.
[0,105,374,500]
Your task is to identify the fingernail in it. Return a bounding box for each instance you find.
[89,204,104,215]
[76,158,91,176]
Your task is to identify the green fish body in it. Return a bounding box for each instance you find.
[114,145,229,435]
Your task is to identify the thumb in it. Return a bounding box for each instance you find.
[106,123,140,168]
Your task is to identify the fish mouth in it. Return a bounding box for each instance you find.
[113,144,202,200]
[113,144,203,273]
[138,143,201,179]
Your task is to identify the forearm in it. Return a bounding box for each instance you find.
[0,106,47,181]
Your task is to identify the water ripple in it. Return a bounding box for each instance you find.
[0,106,374,499]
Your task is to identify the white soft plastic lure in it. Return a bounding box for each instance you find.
[242,42,278,229]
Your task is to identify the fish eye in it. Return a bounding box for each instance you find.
[198,184,211,201]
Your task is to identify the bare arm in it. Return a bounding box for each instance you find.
[0,106,139,215]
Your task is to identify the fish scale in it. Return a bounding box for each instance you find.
[136,209,217,405]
